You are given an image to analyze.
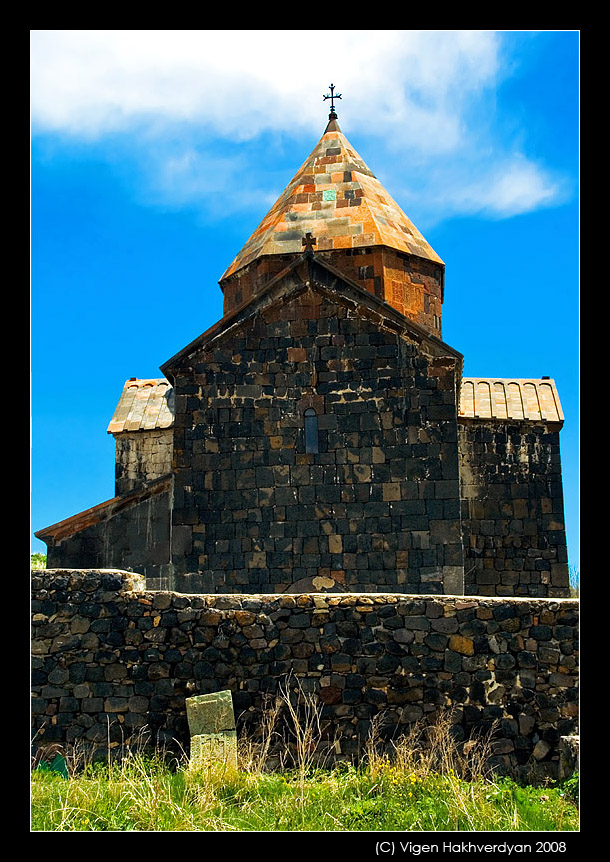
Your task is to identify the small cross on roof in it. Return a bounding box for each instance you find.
[302,232,317,254]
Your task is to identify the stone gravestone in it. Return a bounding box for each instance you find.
[185,690,238,771]
[559,734,579,780]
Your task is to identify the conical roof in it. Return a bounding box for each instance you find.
[220,117,443,283]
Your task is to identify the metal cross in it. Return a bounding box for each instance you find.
[323,84,342,116]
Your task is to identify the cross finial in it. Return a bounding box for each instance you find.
[302,232,317,254]
[323,83,342,119]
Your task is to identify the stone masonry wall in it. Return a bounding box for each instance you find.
[44,486,172,590]
[31,570,578,782]
[459,420,569,597]
[114,429,173,497]
[171,282,463,595]
[221,248,444,340]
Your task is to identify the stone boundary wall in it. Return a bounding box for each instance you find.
[31,570,578,782]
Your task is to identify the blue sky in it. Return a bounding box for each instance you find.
[30,30,579,570]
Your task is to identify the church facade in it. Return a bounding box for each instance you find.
[36,111,569,599]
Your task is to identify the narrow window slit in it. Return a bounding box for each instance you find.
[304,408,319,454]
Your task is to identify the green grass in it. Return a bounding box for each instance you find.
[30,751,579,832]
[31,666,579,832]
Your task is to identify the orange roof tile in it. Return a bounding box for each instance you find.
[107,378,174,434]
[458,378,564,423]
[220,118,443,282]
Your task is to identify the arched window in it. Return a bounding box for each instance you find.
[304,408,319,454]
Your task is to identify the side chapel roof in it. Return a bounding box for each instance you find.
[107,378,174,434]
[458,377,563,424]
[108,374,563,432]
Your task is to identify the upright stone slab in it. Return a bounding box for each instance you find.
[185,690,237,770]
[559,735,579,780]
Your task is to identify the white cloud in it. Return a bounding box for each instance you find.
[399,155,566,226]
[470,157,562,217]
[30,30,569,223]
[30,30,500,142]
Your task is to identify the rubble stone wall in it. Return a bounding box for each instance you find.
[31,570,578,782]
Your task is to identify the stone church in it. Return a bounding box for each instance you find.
[36,106,570,599]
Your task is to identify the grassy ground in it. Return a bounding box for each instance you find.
[31,755,578,832]
[31,698,579,832]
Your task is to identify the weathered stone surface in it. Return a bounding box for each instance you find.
[31,570,578,781]
[532,739,552,761]
[558,734,579,779]
[186,690,235,735]
[459,420,569,598]
[189,731,238,770]
[114,429,173,497]
[448,635,475,656]
[167,283,465,597]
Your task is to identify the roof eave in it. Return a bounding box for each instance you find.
[35,475,173,544]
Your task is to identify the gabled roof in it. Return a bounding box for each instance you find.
[162,251,462,381]
[107,378,174,434]
[458,377,564,424]
[220,117,443,283]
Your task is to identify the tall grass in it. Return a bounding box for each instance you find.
[31,683,579,832]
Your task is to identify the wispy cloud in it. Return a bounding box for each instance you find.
[455,156,564,218]
[135,142,281,219]
[394,153,567,228]
[30,30,572,224]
